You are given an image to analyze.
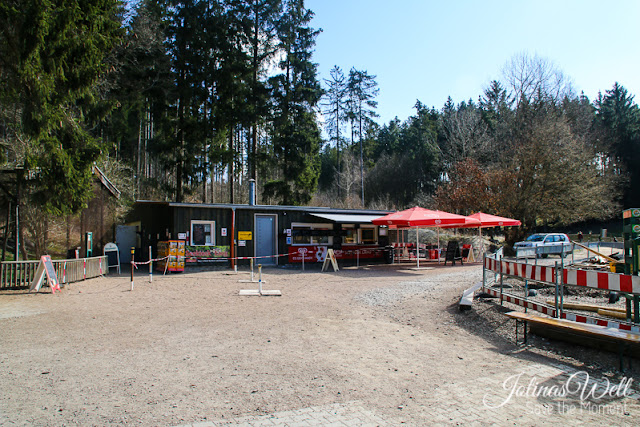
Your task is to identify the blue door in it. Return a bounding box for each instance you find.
[255,215,277,265]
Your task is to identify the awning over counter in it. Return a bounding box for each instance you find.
[308,213,387,224]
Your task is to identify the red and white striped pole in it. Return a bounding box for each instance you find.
[130,247,135,291]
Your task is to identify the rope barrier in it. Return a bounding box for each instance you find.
[182,252,291,262]
[131,255,170,269]
[131,252,291,268]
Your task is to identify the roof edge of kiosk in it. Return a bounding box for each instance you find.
[135,200,392,216]
[308,213,387,223]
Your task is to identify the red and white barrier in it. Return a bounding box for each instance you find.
[484,286,556,316]
[562,268,640,294]
[482,286,640,333]
[484,257,499,273]
[485,255,640,294]
[484,257,555,283]
[503,260,555,283]
[561,312,640,332]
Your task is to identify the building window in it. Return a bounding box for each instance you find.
[313,227,330,244]
[344,227,357,244]
[293,226,312,245]
[360,227,377,244]
[191,221,215,246]
[291,223,333,245]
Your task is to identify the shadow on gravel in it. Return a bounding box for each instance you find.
[448,297,640,378]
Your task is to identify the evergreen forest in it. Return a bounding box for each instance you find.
[2,0,640,255]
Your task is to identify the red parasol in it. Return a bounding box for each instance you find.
[439,212,521,259]
[372,207,481,267]
[372,206,481,228]
[440,212,521,229]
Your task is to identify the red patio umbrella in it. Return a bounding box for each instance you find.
[372,206,481,228]
[440,212,521,229]
[440,212,521,259]
[372,207,481,267]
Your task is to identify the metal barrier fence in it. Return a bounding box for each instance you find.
[0,256,108,290]
[482,251,640,330]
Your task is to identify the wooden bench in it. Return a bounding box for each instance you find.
[505,311,640,371]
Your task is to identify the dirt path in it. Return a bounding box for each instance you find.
[1,263,638,425]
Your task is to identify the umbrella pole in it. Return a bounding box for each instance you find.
[437,228,440,264]
[416,227,419,268]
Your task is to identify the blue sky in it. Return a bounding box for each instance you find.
[307,0,640,125]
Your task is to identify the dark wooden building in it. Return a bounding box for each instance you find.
[0,166,120,260]
[126,201,393,266]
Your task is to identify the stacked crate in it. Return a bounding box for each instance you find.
[156,240,186,272]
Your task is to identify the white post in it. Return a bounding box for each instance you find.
[258,264,263,294]
[437,228,441,264]
[149,245,153,283]
[416,227,420,269]
[250,258,254,282]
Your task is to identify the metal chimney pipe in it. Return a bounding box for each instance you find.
[249,179,256,206]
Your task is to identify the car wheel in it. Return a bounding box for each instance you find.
[541,254,548,259]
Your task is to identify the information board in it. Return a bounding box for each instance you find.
[104,242,120,274]
[238,231,253,240]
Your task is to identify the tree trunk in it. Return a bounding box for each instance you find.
[229,131,234,204]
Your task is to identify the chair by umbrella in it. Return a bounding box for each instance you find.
[372,207,481,267]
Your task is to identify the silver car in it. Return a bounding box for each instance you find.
[514,233,572,258]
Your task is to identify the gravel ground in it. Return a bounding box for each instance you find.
[1,260,638,425]
[356,270,482,307]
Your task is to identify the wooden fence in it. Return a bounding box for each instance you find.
[0,256,109,290]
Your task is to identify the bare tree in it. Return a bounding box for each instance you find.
[335,151,363,208]
[500,109,619,229]
[441,104,491,166]
[502,52,574,105]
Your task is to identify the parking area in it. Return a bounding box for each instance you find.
[1,262,638,425]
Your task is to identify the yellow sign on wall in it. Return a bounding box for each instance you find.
[238,231,253,240]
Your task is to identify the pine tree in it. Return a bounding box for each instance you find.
[320,65,347,194]
[265,0,323,205]
[246,0,281,184]
[105,0,172,199]
[595,83,640,207]
[0,0,123,215]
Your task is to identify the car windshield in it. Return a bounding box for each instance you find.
[525,234,545,242]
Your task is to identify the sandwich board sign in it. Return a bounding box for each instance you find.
[104,242,121,274]
[321,248,339,272]
[29,255,61,293]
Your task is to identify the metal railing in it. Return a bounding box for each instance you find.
[0,255,108,290]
